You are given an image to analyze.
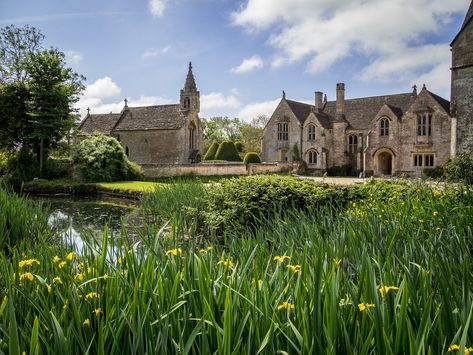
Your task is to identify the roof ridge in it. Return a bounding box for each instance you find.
[129,103,179,109]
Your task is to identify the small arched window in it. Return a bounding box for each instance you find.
[125,146,129,157]
[348,135,358,154]
[184,97,191,109]
[308,124,316,141]
[380,118,389,136]
[189,123,196,149]
[307,150,317,164]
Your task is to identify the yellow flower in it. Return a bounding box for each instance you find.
[77,262,83,269]
[83,319,90,327]
[86,291,99,300]
[19,272,34,281]
[448,345,460,352]
[358,303,375,312]
[419,219,424,224]
[74,273,84,281]
[87,267,94,274]
[217,257,234,268]
[433,211,439,217]
[199,246,213,254]
[58,261,67,269]
[436,227,441,231]
[18,259,40,268]
[286,264,301,273]
[165,248,182,256]
[93,308,102,316]
[334,258,342,265]
[63,300,69,310]
[52,276,62,285]
[46,284,52,293]
[379,285,400,297]
[251,278,263,287]
[66,252,77,261]
[277,301,295,311]
[53,256,61,263]
[117,257,123,264]
[273,255,291,263]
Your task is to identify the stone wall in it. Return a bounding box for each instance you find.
[142,162,291,178]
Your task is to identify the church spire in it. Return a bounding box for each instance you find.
[184,62,197,92]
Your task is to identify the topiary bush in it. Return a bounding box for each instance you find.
[72,133,142,182]
[327,164,351,176]
[203,142,219,161]
[214,141,242,162]
[423,166,444,180]
[235,141,244,153]
[126,160,145,180]
[443,154,473,184]
[243,152,261,164]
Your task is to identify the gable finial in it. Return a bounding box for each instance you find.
[412,85,417,95]
[124,98,128,107]
[323,94,327,103]
[282,90,286,99]
[87,107,90,115]
[422,83,427,90]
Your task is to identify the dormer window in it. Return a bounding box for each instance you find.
[380,118,389,136]
[417,113,432,136]
[184,97,191,109]
[308,124,316,141]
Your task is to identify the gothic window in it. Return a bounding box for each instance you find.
[380,118,389,136]
[189,124,196,149]
[307,150,317,164]
[348,135,358,154]
[417,113,432,136]
[184,97,191,109]
[278,123,288,141]
[308,124,316,141]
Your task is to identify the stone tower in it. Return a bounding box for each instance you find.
[180,62,200,115]
[451,1,473,154]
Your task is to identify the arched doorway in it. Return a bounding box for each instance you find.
[378,152,393,175]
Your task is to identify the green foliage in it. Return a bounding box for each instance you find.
[243,151,261,164]
[444,154,473,184]
[0,149,38,186]
[203,141,219,161]
[72,134,130,182]
[327,164,351,176]
[292,143,300,161]
[214,141,242,161]
[0,186,50,251]
[126,160,144,181]
[44,158,72,180]
[235,141,243,152]
[423,166,444,179]
[201,117,244,147]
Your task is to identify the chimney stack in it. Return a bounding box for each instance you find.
[336,83,345,116]
[315,91,323,111]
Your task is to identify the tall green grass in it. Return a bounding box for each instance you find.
[0,181,472,353]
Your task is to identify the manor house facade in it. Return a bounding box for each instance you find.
[77,63,203,165]
[261,1,473,177]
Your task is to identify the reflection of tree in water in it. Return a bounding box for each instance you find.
[44,198,142,248]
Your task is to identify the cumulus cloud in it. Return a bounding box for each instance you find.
[232,0,468,84]
[65,50,83,65]
[230,55,264,73]
[142,46,171,58]
[201,92,241,111]
[238,98,280,122]
[149,0,167,17]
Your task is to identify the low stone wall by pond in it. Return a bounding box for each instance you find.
[142,162,292,178]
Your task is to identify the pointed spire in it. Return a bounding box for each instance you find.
[184,62,197,91]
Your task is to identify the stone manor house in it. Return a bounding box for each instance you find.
[262,0,473,177]
[78,63,203,165]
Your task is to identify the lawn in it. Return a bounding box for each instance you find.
[98,181,165,192]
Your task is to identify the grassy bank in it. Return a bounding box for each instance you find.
[1,178,472,353]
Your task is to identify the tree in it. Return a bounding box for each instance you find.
[0,25,84,179]
[0,25,45,83]
[240,115,269,153]
[201,117,244,148]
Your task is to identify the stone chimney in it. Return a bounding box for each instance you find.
[336,83,345,117]
[315,91,323,111]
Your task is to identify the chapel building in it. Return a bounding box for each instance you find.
[77,63,203,164]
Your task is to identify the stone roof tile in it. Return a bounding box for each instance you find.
[114,104,187,131]
[78,113,121,135]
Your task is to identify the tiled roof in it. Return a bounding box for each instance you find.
[78,113,121,135]
[286,100,313,124]
[114,105,187,131]
[428,91,451,113]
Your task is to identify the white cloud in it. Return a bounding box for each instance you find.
[201,92,241,110]
[232,0,469,85]
[65,50,83,65]
[82,77,121,100]
[142,46,171,58]
[238,98,280,122]
[230,55,264,73]
[149,0,167,17]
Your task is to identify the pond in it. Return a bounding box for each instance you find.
[37,196,142,252]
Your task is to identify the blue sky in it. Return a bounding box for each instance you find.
[1,0,470,121]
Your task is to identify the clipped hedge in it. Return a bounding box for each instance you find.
[235,141,244,153]
[214,141,241,162]
[444,154,473,184]
[203,142,219,161]
[243,152,261,164]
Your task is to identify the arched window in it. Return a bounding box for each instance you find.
[189,123,196,149]
[184,97,191,109]
[307,150,318,164]
[308,124,316,141]
[125,146,129,157]
[348,135,358,153]
[380,118,389,136]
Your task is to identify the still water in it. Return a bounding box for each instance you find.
[38,197,141,252]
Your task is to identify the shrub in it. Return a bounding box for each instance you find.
[1,149,38,186]
[292,143,300,162]
[243,152,261,164]
[203,142,219,161]
[126,160,145,180]
[214,141,242,161]
[44,157,73,180]
[327,164,351,176]
[235,141,244,153]
[443,154,473,184]
[423,166,444,179]
[72,133,129,182]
